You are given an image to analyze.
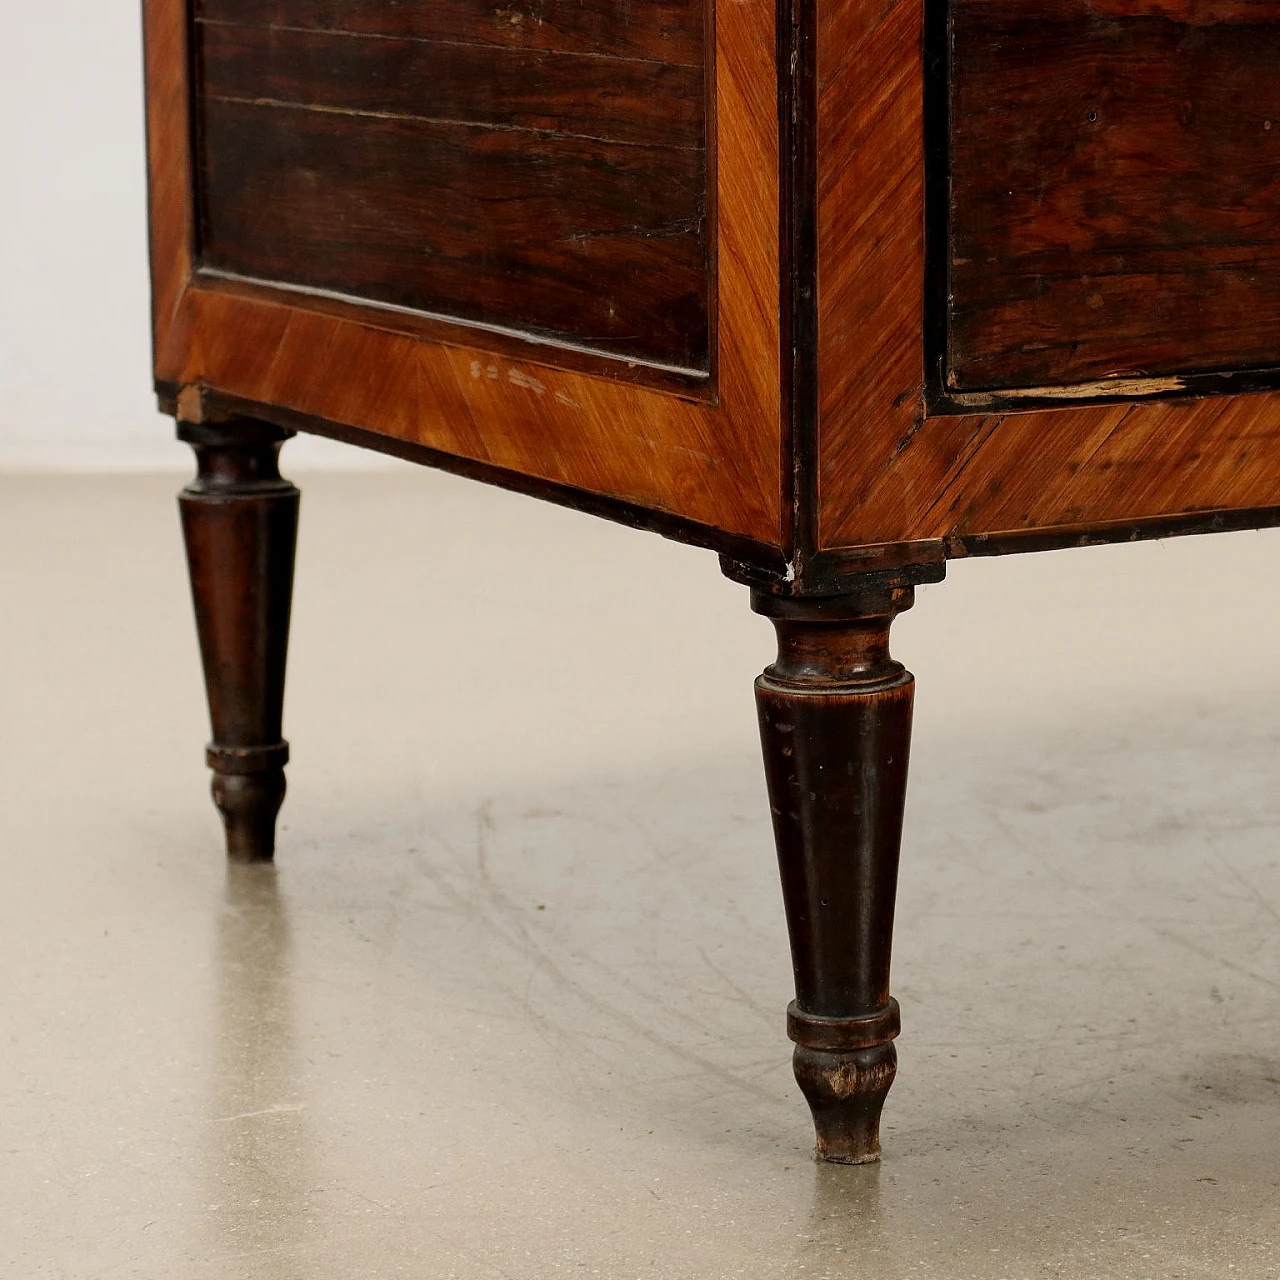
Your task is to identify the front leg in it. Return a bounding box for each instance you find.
[178,416,299,863]
[754,580,918,1163]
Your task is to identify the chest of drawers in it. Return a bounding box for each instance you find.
[145,0,1280,1162]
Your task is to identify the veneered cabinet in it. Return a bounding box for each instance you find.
[145,0,1280,1165]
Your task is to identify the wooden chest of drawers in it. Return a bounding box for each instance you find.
[144,0,1280,1162]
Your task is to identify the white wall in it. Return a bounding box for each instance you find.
[0,1,386,470]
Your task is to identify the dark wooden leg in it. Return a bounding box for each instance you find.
[753,579,917,1163]
[178,417,299,863]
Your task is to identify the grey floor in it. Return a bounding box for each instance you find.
[3,469,1279,1279]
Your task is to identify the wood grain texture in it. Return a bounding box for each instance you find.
[814,0,926,551]
[197,97,709,368]
[194,9,709,368]
[147,0,783,546]
[814,0,1280,557]
[197,0,704,63]
[143,0,194,361]
[199,21,702,145]
[948,0,1280,391]
[825,392,1280,548]
[928,396,1280,538]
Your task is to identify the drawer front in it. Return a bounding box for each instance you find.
[945,0,1280,394]
[192,0,712,373]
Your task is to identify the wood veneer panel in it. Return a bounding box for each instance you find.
[948,0,1280,392]
[197,0,703,63]
[824,394,1280,547]
[940,396,1280,536]
[197,98,708,369]
[815,0,927,549]
[162,287,776,536]
[199,22,701,147]
[148,0,783,546]
[194,7,709,369]
[143,0,194,357]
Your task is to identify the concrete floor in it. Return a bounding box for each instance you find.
[3,468,1280,1278]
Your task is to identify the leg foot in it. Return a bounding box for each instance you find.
[179,417,298,862]
[790,1003,899,1163]
[752,581,920,1162]
[208,745,289,863]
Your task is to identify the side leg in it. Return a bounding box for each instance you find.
[753,581,917,1163]
[178,417,299,862]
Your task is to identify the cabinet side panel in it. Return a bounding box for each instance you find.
[147,0,785,549]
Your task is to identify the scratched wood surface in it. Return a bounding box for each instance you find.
[193,0,710,369]
[948,0,1280,392]
[145,0,783,547]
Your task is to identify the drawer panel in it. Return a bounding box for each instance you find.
[946,0,1280,393]
[192,0,711,371]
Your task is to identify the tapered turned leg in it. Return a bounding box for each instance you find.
[753,580,918,1163]
[178,417,299,862]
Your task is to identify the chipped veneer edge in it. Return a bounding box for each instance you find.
[947,375,1188,409]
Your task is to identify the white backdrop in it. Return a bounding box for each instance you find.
[0,0,388,469]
